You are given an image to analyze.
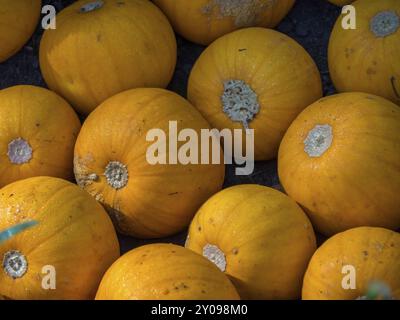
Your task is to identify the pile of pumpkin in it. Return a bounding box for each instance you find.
[0,0,399,300]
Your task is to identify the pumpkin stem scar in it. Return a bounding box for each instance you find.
[391,76,400,99]
[221,79,260,129]
[79,0,104,13]
[304,124,333,158]
[370,11,400,38]
[202,0,272,27]
[2,250,28,279]
[104,161,128,190]
[7,138,33,165]
[203,244,227,272]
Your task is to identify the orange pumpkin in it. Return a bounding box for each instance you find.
[188,28,322,160]
[0,0,41,62]
[96,243,240,300]
[278,92,400,236]
[327,0,353,5]
[302,227,400,300]
[328,0,400,104]
[185,184,317,299]
[153,0,295,45]
[74,88,225,239]
[0,85,81,187]
[0,177,120,300]
[39,0,177,115]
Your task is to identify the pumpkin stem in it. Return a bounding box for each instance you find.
[221,79,260,130]
[104,161,129,190]
[7,138,33,165]
[203,244,227,272]
[79,0,104,13]
[370,11,399,38]
[2,250,28,279]
[304,124,333,158]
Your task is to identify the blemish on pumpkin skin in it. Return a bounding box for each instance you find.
[162,289,170,295]
[97,34,102,42]
[202,0,275,27]
[366,68,377,75]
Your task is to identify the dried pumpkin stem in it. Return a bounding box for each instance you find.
[221,79,260,129]
[104,161,129,190]
[79,0,104,13]
[304,124,333,158]
[7,138,32,165]
[2,250,28,279]
[203,244,227,272]
[370,11,399,38]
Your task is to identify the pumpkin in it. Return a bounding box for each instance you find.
[153,0,295,45]
[278,92,400,236]
[39,0,177,115]
[185,184,317,300]
[74,88,225,239]
[0,0,41,62]
[0,177,120,300]
[302,227,400,300]
[187,28,322,160]
[328,0,400,104]
[327,0,353,6]
[96,243,240,300]
[0,85,81,188]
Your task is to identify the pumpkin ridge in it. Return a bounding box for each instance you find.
[24,203,94,257]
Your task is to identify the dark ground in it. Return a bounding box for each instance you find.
[0,0,341,252]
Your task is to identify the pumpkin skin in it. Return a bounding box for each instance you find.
[0,85,81,188]
[185,184,317,300]
[153,0,295,45]
[327,0,353,6]
[0,0,41,62]
[302,227,400,300]
[0,177,120,300]
[278,92,400,236]
[96,243,240,300]
[39,0,177,115]
[188,28,322,160]
[74,88,225,239]
[328,0,400,104]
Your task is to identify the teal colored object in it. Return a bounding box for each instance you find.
[0,221,38,244]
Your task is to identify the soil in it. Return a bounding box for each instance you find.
[0,0,342,252]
